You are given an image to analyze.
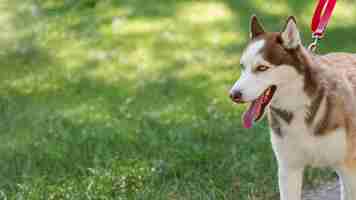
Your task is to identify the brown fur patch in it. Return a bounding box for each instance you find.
[268,106,293,137]
[253,33,303,73]
[294,47,319,96]
[307,89,347,136]
[270,106,293,124]
[250,15,265,39]
[314,96,333,135]
[305,88,324,125]
[268,109,282,137]
[251,33,318,96]
[307,53,356,136]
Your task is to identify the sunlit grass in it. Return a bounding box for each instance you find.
[111,18,170,34]
[0,8,15,46]
[178,2,233,25]
[330,1,356,27]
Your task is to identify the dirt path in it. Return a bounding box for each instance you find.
[303,182,340,200]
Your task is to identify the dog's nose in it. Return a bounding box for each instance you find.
[229,90,243,103]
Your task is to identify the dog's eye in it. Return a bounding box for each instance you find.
[256,65,269,72]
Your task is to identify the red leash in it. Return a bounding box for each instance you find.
[308,0,337,51]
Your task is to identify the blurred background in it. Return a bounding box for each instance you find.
[0,0,355,199]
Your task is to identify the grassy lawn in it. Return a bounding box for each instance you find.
[0,0,354,199]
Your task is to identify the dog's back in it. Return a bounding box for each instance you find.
[313,52,356,103]
[316,53,356,82]
[319,53,356,92]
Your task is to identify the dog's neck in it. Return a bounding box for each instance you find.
[270,47,319,112]
[270,75,311,112]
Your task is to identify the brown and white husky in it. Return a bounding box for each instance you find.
[229,16,356,200]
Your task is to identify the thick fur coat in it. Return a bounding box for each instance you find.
[229,16,356,200]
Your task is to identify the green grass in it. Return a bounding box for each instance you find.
[0,0,354,199]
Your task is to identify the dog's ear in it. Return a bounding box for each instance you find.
[250,15,265,39]
[281,16,301,49]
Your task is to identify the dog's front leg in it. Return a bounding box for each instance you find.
[336,165,356,200]
[278,167,304,200]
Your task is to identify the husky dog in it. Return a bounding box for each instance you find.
[229,16,356,200]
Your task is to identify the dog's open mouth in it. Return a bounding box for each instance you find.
[243,85,277,128]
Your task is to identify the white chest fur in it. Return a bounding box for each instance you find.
[268,74,348,169]
[270,111,347,168]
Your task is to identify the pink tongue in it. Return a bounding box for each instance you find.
[243,98,262,128]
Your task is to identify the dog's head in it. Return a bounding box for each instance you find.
[230,16,305,128]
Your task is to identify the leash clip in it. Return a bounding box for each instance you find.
[308,34,321,52]
[309,0,337,52]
